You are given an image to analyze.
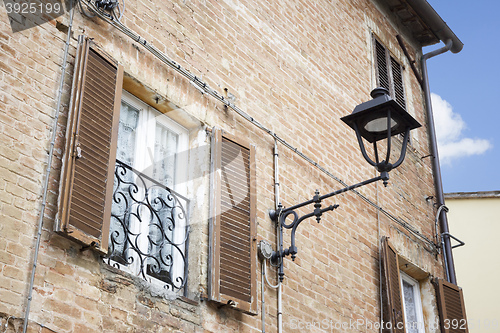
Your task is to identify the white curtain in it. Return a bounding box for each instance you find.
[148,121,179,283]
[402,280,419,333]
[109,101,140,263]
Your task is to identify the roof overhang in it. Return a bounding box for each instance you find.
[383,0,463,53]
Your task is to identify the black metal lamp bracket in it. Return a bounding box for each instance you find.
[269,171,389,282]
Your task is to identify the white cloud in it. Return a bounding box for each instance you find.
[431,93,492,165]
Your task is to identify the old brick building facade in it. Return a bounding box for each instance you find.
[0,0,467,332]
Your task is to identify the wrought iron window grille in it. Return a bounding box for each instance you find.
[104,159,190,293]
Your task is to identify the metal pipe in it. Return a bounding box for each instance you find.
[23,2,74,332]
[441,237,450,282]
[273,139,283,333]
[376,184,383,333]
[421,39,457,285]
[434,204,449,247]
[261,261,265,333]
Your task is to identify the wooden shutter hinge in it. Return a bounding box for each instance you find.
[63,225,74,234]
[217,300,236,309]
[73,142,82,159]
[80,241,99,252]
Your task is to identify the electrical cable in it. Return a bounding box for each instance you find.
[77,0,95,17]
[3,316,14,333]
[263,260,280,289]
[111,0,125,21]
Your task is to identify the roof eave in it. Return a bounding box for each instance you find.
[405,0,463,53]
[384,0,463,53]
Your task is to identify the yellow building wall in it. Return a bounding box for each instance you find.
[445,192,500,333]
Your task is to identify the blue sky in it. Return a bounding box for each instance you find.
[423,0,500,193]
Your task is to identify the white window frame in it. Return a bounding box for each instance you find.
[122,91,188,196]
[400,272,425,333]
[109,91,189,290]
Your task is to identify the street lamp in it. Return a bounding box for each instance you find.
[269,87,421,282]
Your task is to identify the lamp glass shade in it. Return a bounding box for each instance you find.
[364,116,398,134]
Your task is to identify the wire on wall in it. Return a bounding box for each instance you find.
[77,0,438,251]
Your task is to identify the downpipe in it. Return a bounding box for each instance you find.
[421,39,457,285]
[273,139,283,333]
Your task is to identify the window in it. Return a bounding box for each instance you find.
[106,92,189,292]
[208,128,258,315]
[56,36,190,293]
[374,37,406,109]
[400,272,425,333]
[381,237,469,333]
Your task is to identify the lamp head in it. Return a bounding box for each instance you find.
[341,88,421,143]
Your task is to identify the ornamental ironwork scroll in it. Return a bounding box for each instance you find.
[104,160,189,293]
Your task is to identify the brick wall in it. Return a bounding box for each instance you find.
[0,0,445,332]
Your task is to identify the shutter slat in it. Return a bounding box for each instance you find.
[220,275,251,294]
[221,199,251,214]
[220,233,251,255]
[221,200,251,220]
[220,286,251,302]
[74,161,107,185]
[220,220,250,236]
[220,182,250,202]
[221,164,251,182]
[221,279,251,296]
[220,268,251,288]
[78,135,113,164]
[220,222,250,241]
[220,255,251,276]
[80,98,114,128]
[81,84,115,112]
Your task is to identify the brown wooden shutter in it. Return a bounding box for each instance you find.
[391,56,406,109]
[381,237,406,333]
[435,278,469,333]
[375,39,390,92]
[56,36,123,254]
[209,128,257,315]
[374,37,406,109]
